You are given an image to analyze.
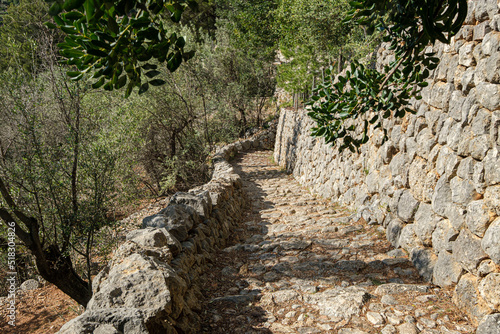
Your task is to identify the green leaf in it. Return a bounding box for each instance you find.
[149,79,165,86]
[145,70,161,78]
[139,82,149,94]
[63,0,86,11]
[92,77,105,89]
[49,2,62,16]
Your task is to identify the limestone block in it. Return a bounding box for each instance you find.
[433,250,464,287]
[471,108,492,135]
[425,108,441,134]
[408,158,438,203]
[438,118,455,145]
[492,13,500,31]
[446,203,467,230]
[475,21,493,41]
[476,313,500,334]
[459,42,477,67]
[491,110,500,145]
[486,0,500,19]
[58,309,149,334]
[432,219,458,253]
[467,200,495,237]
[479,273,500,310]
[453,273,493,326]
[447,54,460,84]
[475,0,491,22]
[470,135,490,160]
[478,259,498,277]
[449,91,465,121]
[416,128,436,159]
[465,0,477,25]
[450,176,477,205]
[476,59,490,88]
[484,185,500,216]
[432,175,452,216]
[386,216,404,247]
[483,147,500,185]
[446,121,465,151]
[397,224,422,253]
[482,32,500,56]
[482,217,500,265]
[477,82,500,110]
[452,229,489,273]
[126,227,181,256]
[410,247,437,282]
[461,67,476,93]
[461,25,474,41]
[397,190,420,222]
[414,203,440,246]
[429,82,454,111]
[457,156,475,179]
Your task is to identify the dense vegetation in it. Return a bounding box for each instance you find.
[2,0,454,305]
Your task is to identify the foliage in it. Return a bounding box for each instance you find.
[275,0,376,94]
[307,0,468,152]
[0,0,55,72]
[45,0,197,97]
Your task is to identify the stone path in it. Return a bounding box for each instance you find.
[199,150,474,334]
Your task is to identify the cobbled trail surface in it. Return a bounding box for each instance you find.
[199,150,474,334]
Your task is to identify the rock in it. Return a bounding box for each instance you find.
[397,190,420,222]
[414,204,439,246]
[397,322,419,334]
[387,217,404,247]
[367,311,385,325]
[431,176,452,217]
[142,203,200,242]
[20,279,39,291]
[334,260,367,272]
[432,251,464,287]
[94,324,121,334]
[476,313,500,334]
[410,247,437,282]
[452,229,488,273]
[478,260,498,277]
[453,273,493,326]
[374,283,429,295]
[481,217,500,265]
[450,176,477,205]
[431,219,457,253]
[57,308,149,334]
[303,286,370,322]
[170,191,212,219]
[126,228,181,256]
[483,148,500,186]
[466,200,495,238]
[88,253,186,322]
[476,82,500,110]
[270,290,301,304]
[478,273,500,310]
[397,224,422,253]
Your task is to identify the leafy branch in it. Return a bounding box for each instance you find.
[46,0,197,97]
[307,0,467,152]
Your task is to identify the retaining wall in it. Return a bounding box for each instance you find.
[58,127,276,334]
[274,0,500,329]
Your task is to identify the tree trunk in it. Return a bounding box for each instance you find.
[34,244,92,306]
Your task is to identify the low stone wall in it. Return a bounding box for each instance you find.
[274,0,500,330]
[58,127,276,334]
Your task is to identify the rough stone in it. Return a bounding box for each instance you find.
[410,247,437,282]
[432,219,457,253]
[452,229,488,273]
[433,251,464,287]
[453,274,493,326]
[476,313,500,334]
[303,287,370,322]
[478,273,500,310]
[477,82,500,110]
[414,203,439,245]
[482,217,500,265]
[397,190,420,222]
[466,200,495,237]
[20,279,40,291]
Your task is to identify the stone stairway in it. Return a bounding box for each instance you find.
[199,150,475,334]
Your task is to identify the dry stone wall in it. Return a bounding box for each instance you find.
[57,128,276,334]
[274,0,500,330]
